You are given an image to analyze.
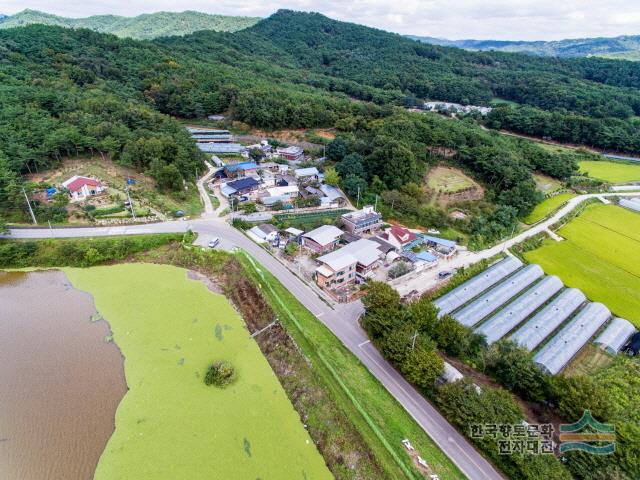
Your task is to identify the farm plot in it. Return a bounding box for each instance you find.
[524,204,640,326]
[579,160,640,183]
[524,193,576,225]
[426,166,477,193]
[65,264,331,480]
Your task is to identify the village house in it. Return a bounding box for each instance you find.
[248,224,279,243]
[378,226,419,252]
[315,238,384,290]
[61,176,104,202]
[223,161,258,178]
[220,177,261,197]
[276,146,304,162]
[258,185,299,206]
[319,184,346,206]
[341,205,382,235]
[301,225,344,253]
[276,174,297,187]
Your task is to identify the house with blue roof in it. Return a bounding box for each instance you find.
[224,161,258,178]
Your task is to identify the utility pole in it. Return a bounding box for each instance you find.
[374,194,378,212]
[22,187,37,225]
[411,331,419,350]
[125,184,136,220]
[357,186,360,209]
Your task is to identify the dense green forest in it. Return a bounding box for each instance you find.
[1,9,638,225]
[0,9,260,38]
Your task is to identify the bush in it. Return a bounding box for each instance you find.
[204,361,236,387]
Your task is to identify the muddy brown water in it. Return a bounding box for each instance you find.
[0,270,126,480]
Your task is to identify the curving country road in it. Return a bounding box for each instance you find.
[6,191,640,480]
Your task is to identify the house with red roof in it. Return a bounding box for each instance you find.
[61,175,104,202]
[377,226,418,252]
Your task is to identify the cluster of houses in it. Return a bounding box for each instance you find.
[189,127,306,163]
[423,102,492,117]
[246,205,458,295]
[215,161,345,209]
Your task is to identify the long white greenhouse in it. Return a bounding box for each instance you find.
[476,275,563,344]
[534,303,611,375]
[510,288,587,351]
[433,256,522,317]
[594,318,637,354]
[452,264,544,327]
[620,198,640,213]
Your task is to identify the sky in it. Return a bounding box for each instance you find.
[1,1,640,41]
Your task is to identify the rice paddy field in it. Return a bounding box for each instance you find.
[578,160,640,183]
[65,263,332,480]
[524,193,576,225]
[524,204,640,326]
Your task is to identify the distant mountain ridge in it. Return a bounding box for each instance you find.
[0,9,260,39]
[408,34,640,60]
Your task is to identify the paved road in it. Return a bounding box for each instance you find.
[5,217,503,479]
[396,192,640,296]
[13,191,639,479]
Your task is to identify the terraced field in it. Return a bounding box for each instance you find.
[524,204,640,326]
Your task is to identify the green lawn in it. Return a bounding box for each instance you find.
[524,193,576,224]
[237,252,465,480]
[524,204,640,326]
[65,264,331,480]
[578,160,640,183]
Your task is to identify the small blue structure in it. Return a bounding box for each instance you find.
[126,178,137,185]
[46,187,58,197]
[415,251,438,263]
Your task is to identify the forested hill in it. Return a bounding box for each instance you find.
[1,9,640,232]
[0,9,260,39]
[409,34,640,61]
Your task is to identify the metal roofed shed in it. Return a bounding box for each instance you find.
[433,257,523,318]
[198,143,246,154]
[534,302,611,375]
[594,318,637,355]
[510,288,587,351]
[302,225,344,246]
[452,264,544,327]
[476,275,563,344]
[294,167,319,178]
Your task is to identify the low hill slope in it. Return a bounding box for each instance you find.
[0,9,260,38]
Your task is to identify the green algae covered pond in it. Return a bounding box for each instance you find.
[2,264,331,480]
